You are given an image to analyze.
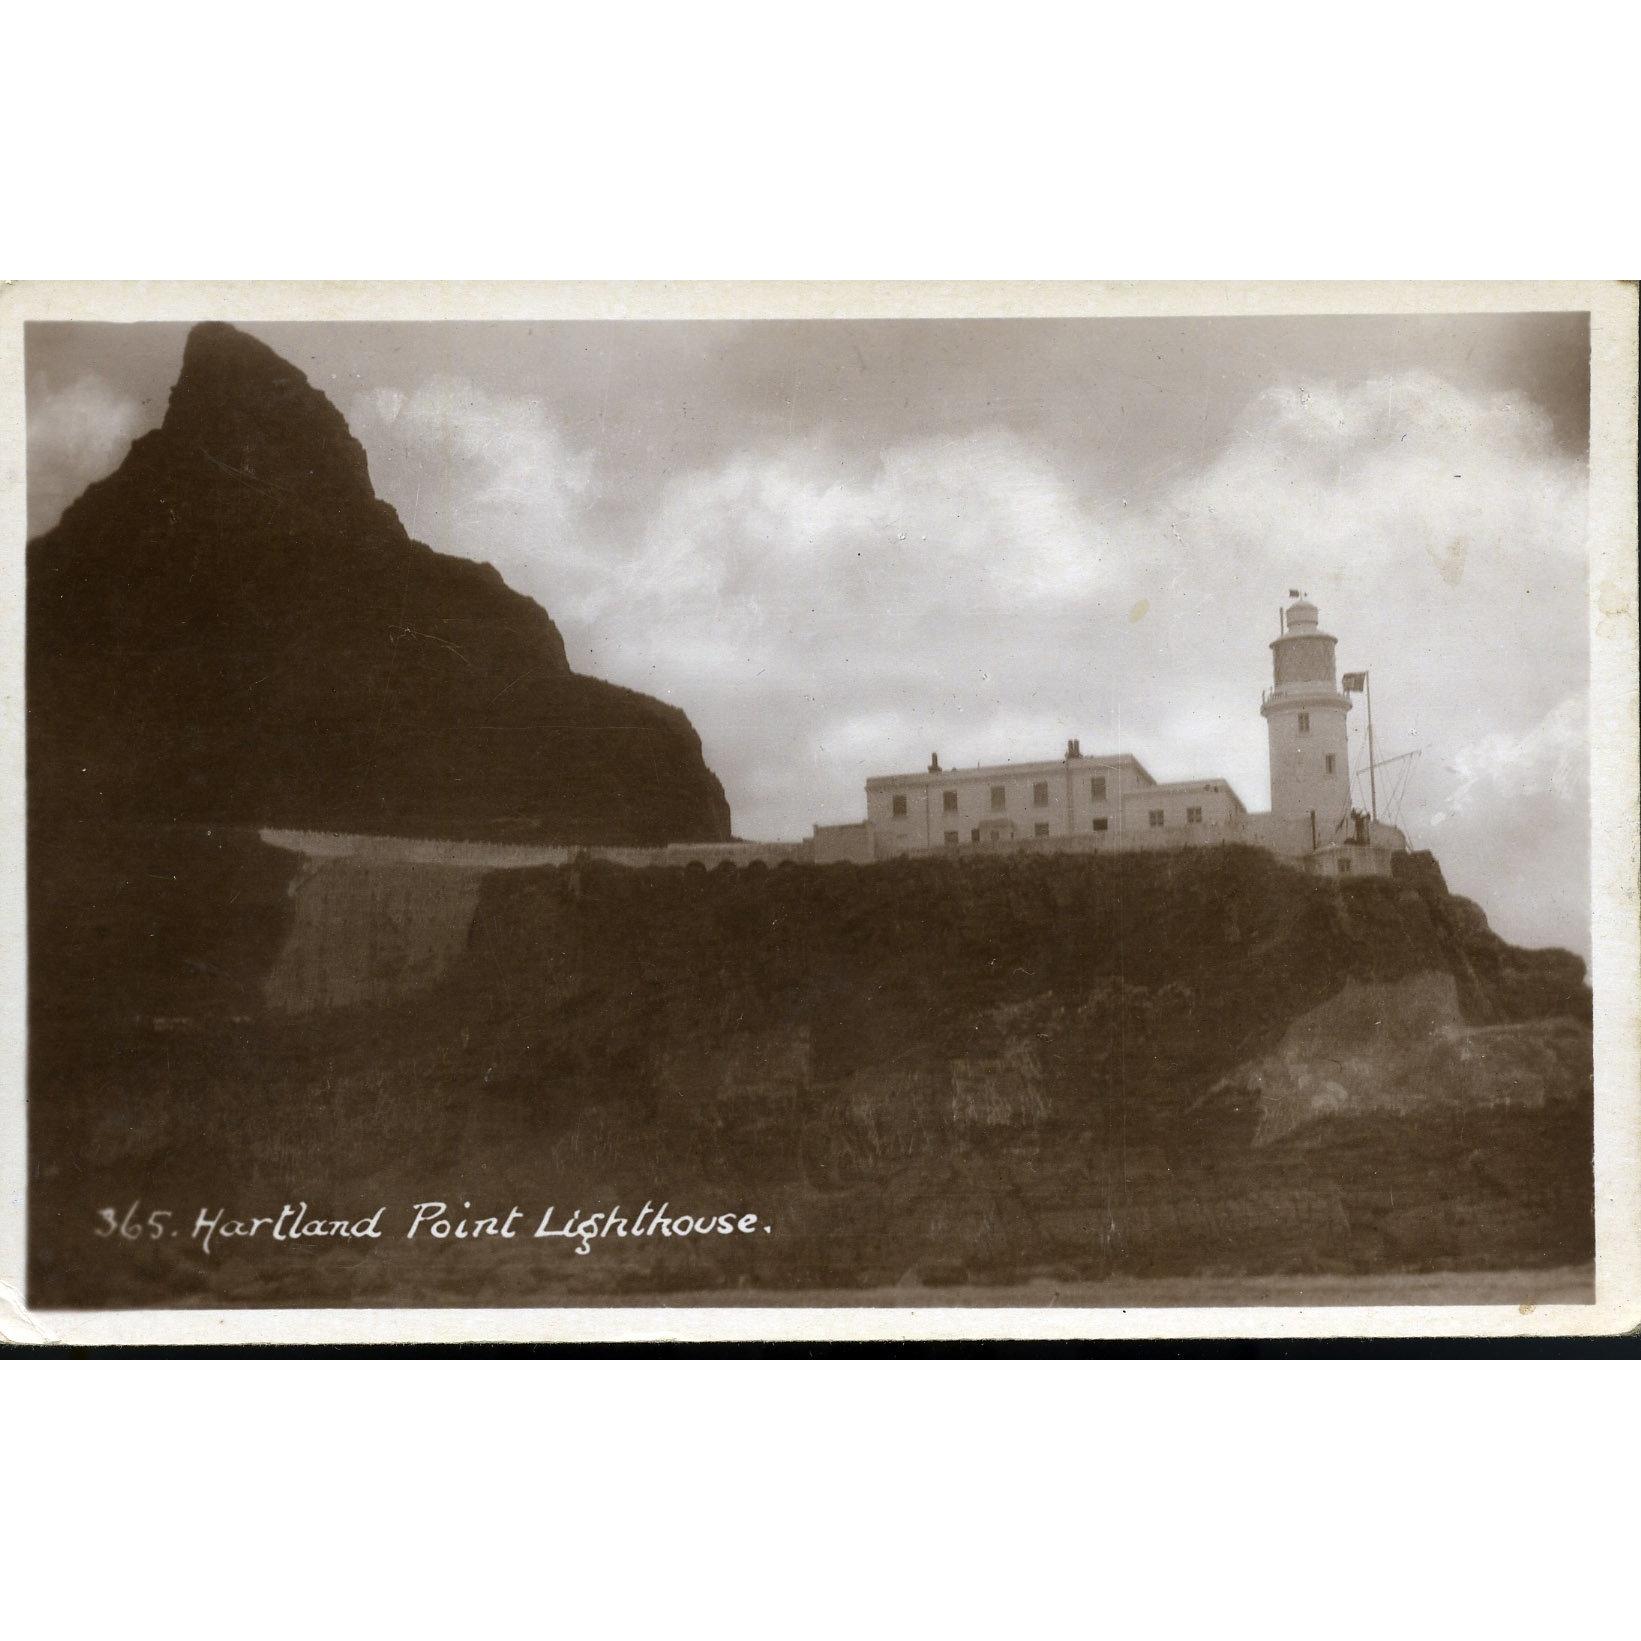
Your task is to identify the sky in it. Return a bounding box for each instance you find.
[26,312,1592,958]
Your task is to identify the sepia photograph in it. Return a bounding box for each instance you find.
[7,14,1639,1640]
[4,283,1636,1338]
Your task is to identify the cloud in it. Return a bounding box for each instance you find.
[27,376,146,537]
[1432,692,1588,826]
[610,429,1109,656]
[348,377,602,621]
[1421,693,1589,956]
[1157,372,1586,689]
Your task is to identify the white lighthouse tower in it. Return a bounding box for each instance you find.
[1261,593,1353,847]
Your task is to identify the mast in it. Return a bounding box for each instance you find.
[1366,672,1377,821]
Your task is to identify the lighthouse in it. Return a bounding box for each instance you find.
[1262,594,1353,846]
[847,588,1404,876]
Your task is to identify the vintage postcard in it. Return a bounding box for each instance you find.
[1,281,1635,1344]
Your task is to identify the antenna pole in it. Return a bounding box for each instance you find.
[1366,672,1377,821]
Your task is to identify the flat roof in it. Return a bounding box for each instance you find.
[1125,776,1242,795]
[1123,776,1248,809]
[867,753,1155,789]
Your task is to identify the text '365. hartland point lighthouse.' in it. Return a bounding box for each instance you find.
[817,593,1408,876]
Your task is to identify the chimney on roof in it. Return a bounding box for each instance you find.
[1065,738,1082,759]
[928,752,941,772]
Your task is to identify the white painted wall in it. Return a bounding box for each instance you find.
[865,757,1155,855]
[1262,599,1354,843]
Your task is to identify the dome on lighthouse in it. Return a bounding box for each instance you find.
[1284,597,1320,632]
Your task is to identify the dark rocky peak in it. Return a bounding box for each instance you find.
[29,320,732,844]
[159,321,375,502]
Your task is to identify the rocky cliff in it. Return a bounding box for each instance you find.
[28,833,1593,1307]
[27,323,731,843]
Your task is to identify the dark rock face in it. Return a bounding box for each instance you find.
[28,838,1593,1306]
[28,322,731,843]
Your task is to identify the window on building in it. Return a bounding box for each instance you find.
[942,789,958,813]
[1034,822,1050,838]
[1325,754,1336,775]
[990,785,1006,811]
[1091,817,1109,832]
[944,830,959,847]
[1337,855,1353,875]
[1298,712,1310,733]
[891,793,908,818]
[1148,809,1166,828]
[1032,781,1049,807]
[970,827,980,843]
[1090,776,1107,801]
[1186,806,1203,824]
